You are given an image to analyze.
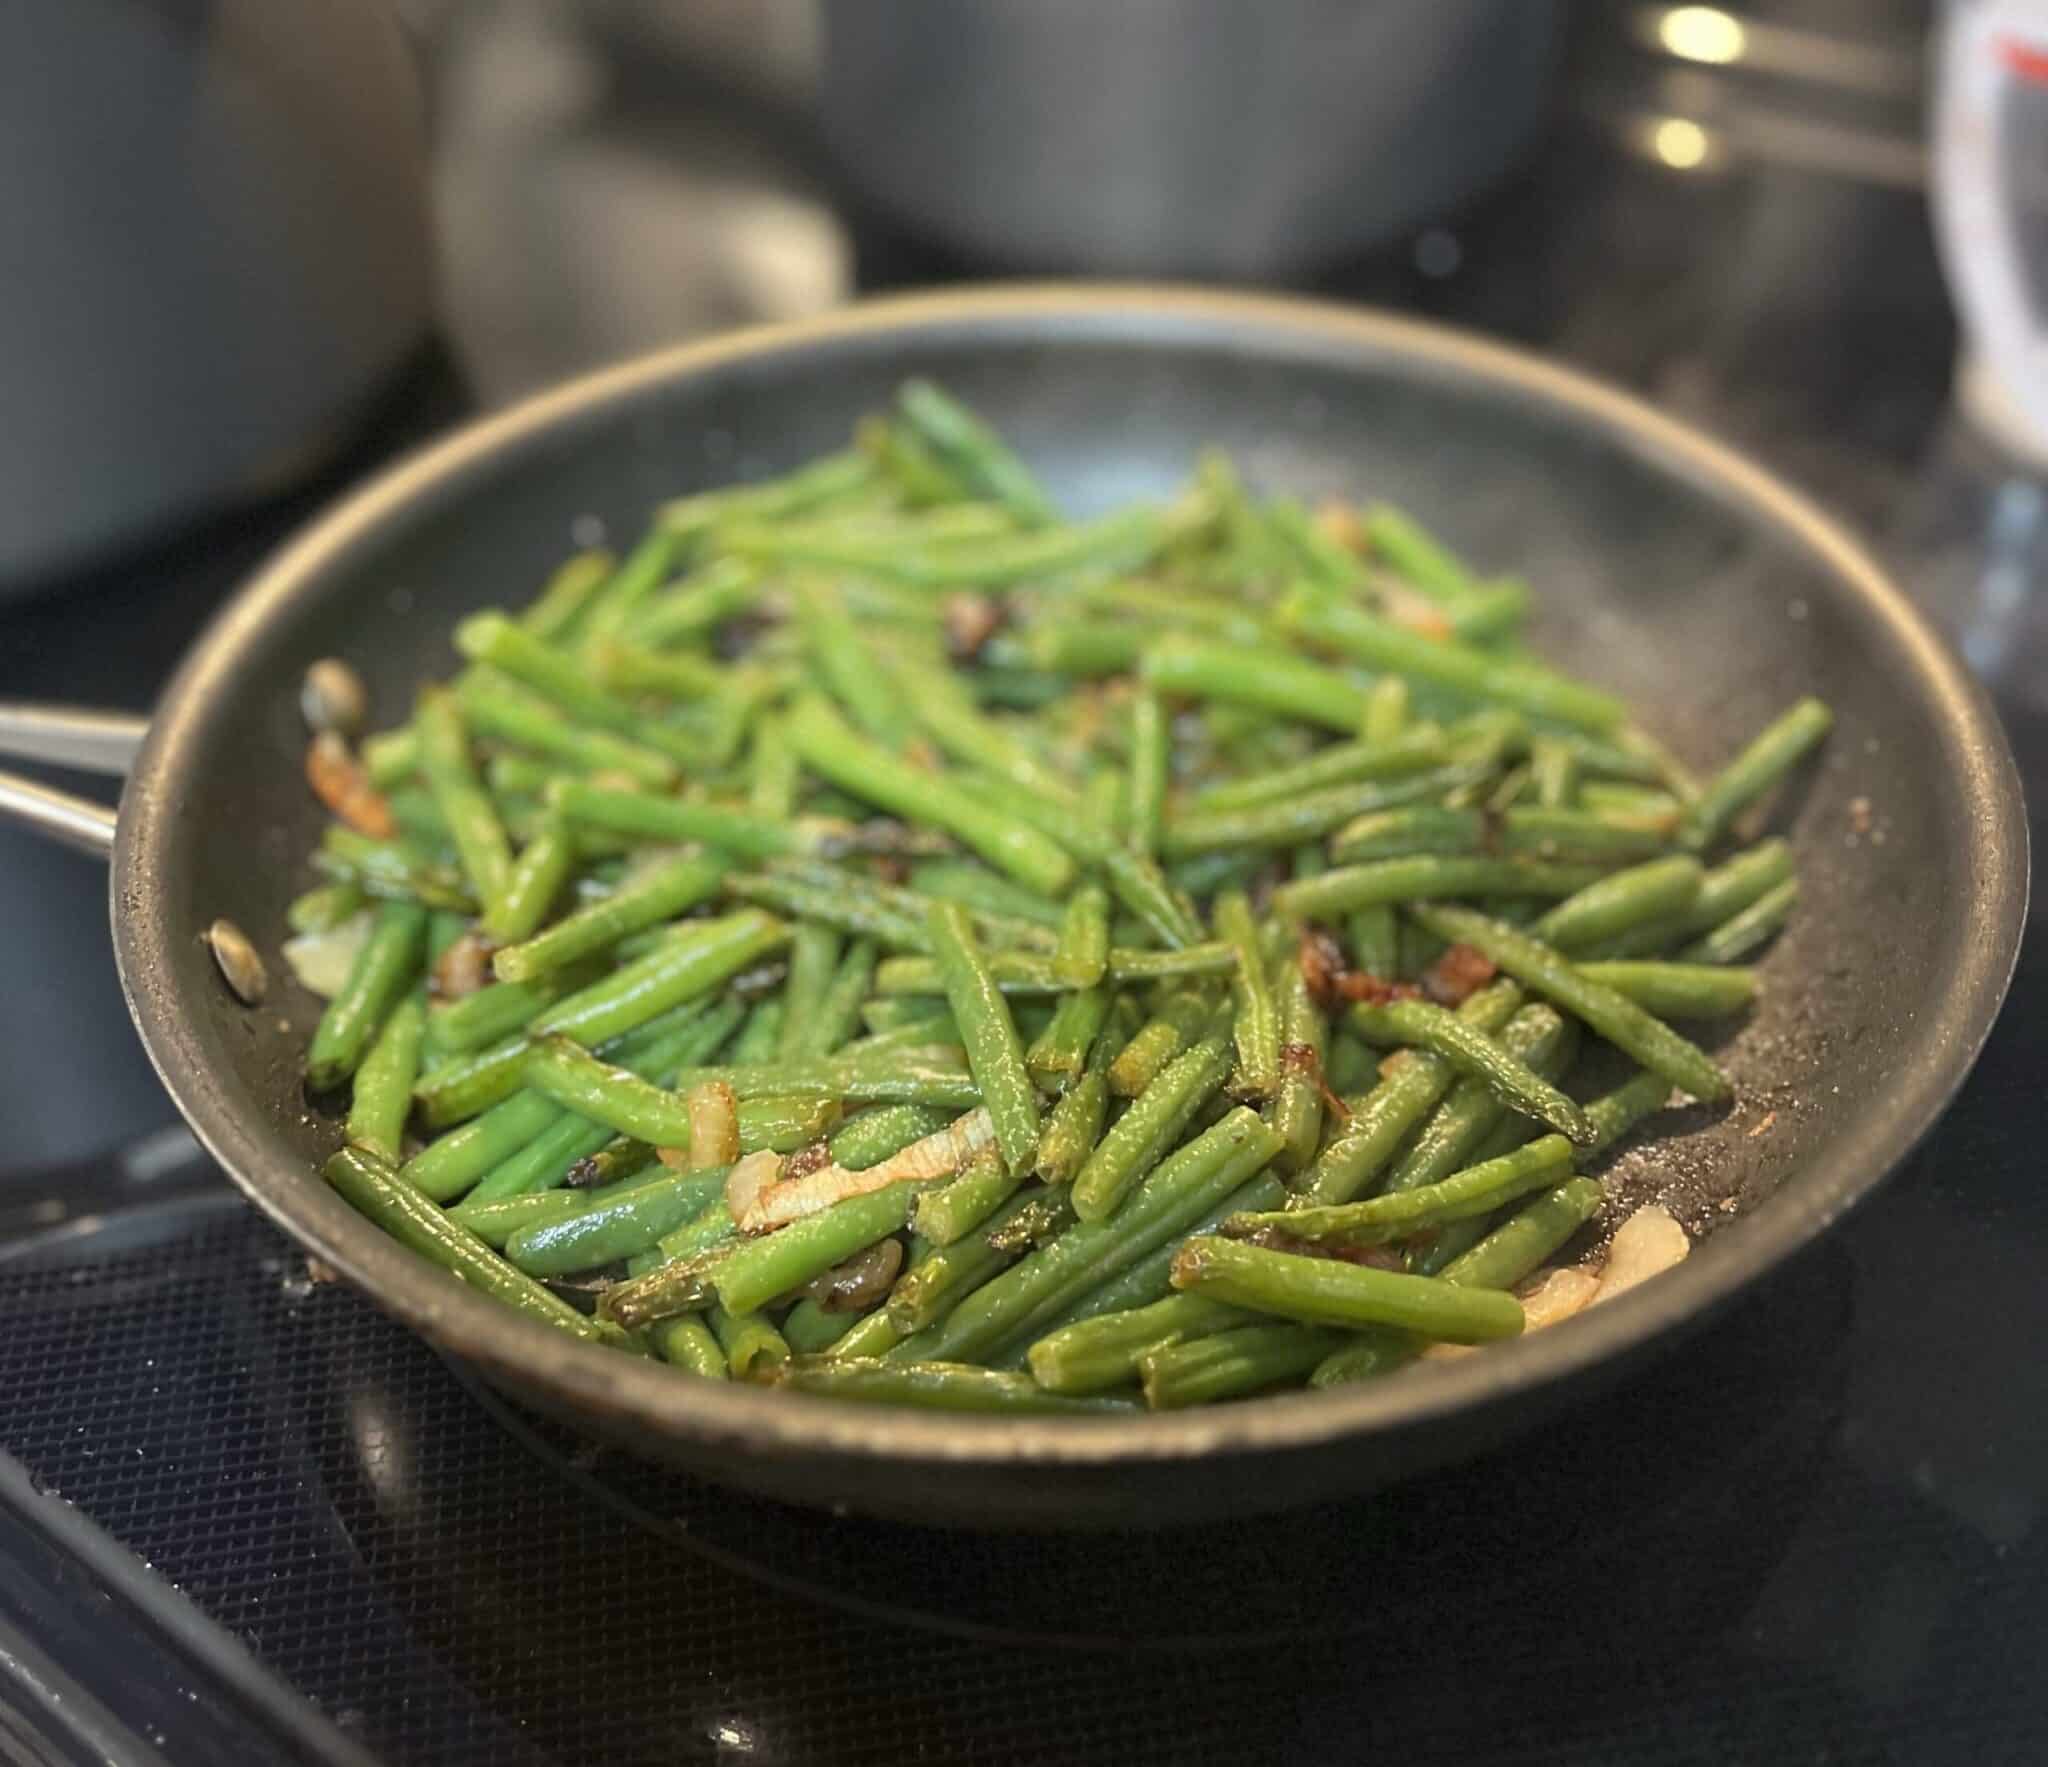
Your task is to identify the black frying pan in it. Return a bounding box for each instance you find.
[0,288,2025,1527]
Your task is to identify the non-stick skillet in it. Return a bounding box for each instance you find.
[0,288,2025,1527]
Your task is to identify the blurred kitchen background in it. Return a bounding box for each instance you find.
[0,0,2034,1171]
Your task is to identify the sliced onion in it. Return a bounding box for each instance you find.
[1590,1205,1689,1305]
[281,910,375,999]
[734,1108,995,1232]
[1422,1268,1600,1360]
[684,1080,739,1171]
[720,1149,784,1222]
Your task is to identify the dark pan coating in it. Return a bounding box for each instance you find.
[108,288,2026,1526]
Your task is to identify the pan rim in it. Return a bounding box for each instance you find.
[110,283,2029,1475]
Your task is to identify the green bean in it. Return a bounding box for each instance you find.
[1140,1322,1344,1409]
[665,1049,974,1110]
[710,1306,792,1381]
[1680,697,1832,851]
[1581,1069,1673,1154]
[455,610,645,734]
[520,547,615,642]
[858,412,970,503]
[288,880,366,934]
[494,854,728,984]
[1141,637,1372,734]
[1212,891,1279,1097]
[626,557,759,649]
[524,1036,698,1144]
[725,870,930,954]
[483,813,574,944]
[887,1193,1043,1334]
[1124,687,1169,856]
[830,1103,955,1170]
[1450,578,1533,643]
[307,902,428,1090]
[725,504,1163,588]
[314,827,475,911]
[1530,854,1702,953]
[455,669,677,788]
[906,861,1067,931]
[1171,1235,1522,1341]
[729,998,786,1065]
[746,718,799,821]
[1411,902,1731,1104]
[794,579,917,746]
[1438,1175,1607,1290]
[345,993,426,1160]
[1232,1133,1574,1246]
[586,639,725,704]
[1034,1006,1125,1185]
[904,1147,1016,1245]
[548,780,821,865]
[1026,985,1112,1087]
[415,688,515,914]
[909,1109,1282,1364]
[653,1315,729,1378]
[449,1185,594,1248]
[1348,997,1594,1145]
[781,1297,858,1354]
[1359,503,1471,599]
[1265,947,1327,1173]
[1281,592,1624,733]
[1109,985,1220,1097]
[804,937,876,1060]
[823,1308,911,1361]
[574,530,681,652]
[1593,838,1794,958]
[925,902,1041,1172]
[1072,1032,1233,1223]
[1681,878,1798,964]
[531,910,787,1047]
[785,697,1074,895]
[1027,1292,1250,1394]
[707,1182,929,1317]
[1384,1003,1572,1194]
[776,1358,1133,1414]
[1294,979,1520,1206]
[325,1147,616,1345]
[771,923,840,1062]
[505,1166,729,1275]
[897,379,1056,525]
[1052,884,1111,988]
[659,449,877,544]
[1272,856,1607,921]
[410,1033,531,1129]
[1023,1172,1288,1342]
[1575,961,1756,1017]
[1182,731,1449,819]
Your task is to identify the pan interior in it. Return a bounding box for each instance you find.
[108,292,2023,1510]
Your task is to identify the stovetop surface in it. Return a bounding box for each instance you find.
[5,10,2047,1762]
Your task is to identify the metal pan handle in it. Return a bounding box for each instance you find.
[0,703,151,861]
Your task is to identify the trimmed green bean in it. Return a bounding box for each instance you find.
[1681,877,1799,964]
[830,1103,956,1170]
[653,1316,730,1378]
[776,1358,1133,1414]
[1679,697,1832,851]
[926,902,1041,1172]
[709,1305,792,1381]
[1213,891,1279,1097]
[530,910,787,1047]
[494,853,728,983]
[1384,1003,1572,1194]
[1052,884,1111,989]
[1171,1235,1523,1341]
[1265,946,1327,1173]
[897,379,1056,525]
[1576,961,1757,1017]
[1142,637,1371,734]
[415,688,514,913]
[912,1149,1026,1246]
[505,1166,729,1275]
[1231,1133,1574,1245]
[1531,854,1702,953]
[345,993,425,1160]
[307,902,428,1091]
[1273,857,1607,920]
[1027,1291,1250,1395]
[1410,903,1731,1104]
[1108,986,1219,1098]
[325,1147,614,1345]
[1072,1032,1233,1223]
[1140,1321,1345,1409]
[524,1035,696,1144]
[1348,996,1593,1145]
[911,1109,1283,1363]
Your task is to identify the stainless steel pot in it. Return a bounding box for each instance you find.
[820,0,1559,276]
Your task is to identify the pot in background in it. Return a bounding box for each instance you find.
[819,0,1558,278]
[0,0,433,587]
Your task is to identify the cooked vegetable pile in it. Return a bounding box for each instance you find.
[288,380,1832,1414]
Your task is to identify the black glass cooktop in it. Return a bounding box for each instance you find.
[5,13,2045,1763]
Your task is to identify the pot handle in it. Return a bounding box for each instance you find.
[0,703,151,861]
